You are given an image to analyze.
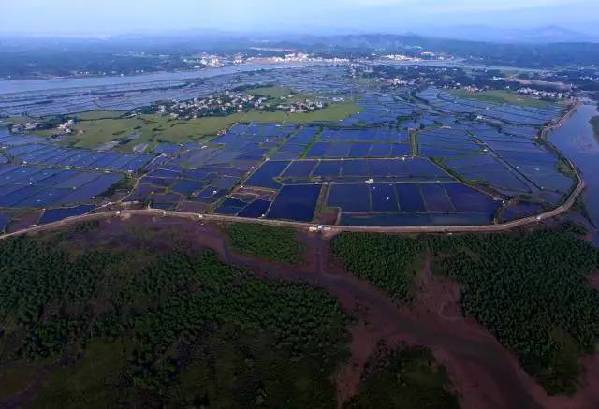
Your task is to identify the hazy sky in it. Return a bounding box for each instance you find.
[1,0,597,36]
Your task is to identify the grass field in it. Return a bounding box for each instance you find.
[66,101,360,151]
[451,89,554,108]
[67,115,215,150]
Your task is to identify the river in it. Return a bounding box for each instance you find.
[0,63,312,96]
[550,103,599,244]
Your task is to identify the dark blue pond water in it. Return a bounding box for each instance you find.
[328,184,371,212]
[238,199,272,218]
[342,160,370,177]
[370,184,399,212]
[369,144,393,157]
[313,161,342,177]
[39,205,95,224]
[349,143,372,157]
[246,161,290,189]
[421,184,455,213]
[267,184,322,222]
[282,161,317,178]
[307,142,328,157]
[215,198,248,215]
[396,184,426,212]
[445,183,499,214]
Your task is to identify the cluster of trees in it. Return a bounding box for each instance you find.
[331,233,425,300]
[227,223,304,264]
[429,231,599,395]
[542,69,599,93]
[345,345,459,409]
[0,49,187,80]
[0,237,348,407]
[332,229,599,395]
[366,65,518,91]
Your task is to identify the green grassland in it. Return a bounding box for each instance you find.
[332,228,599,395]
[66,101,359,151]
[451,89,555,108]
[66,114,213,150]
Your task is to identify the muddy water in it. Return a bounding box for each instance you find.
[550,103,599,244]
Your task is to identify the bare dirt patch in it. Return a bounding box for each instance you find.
[414,255,463,321]
[6,211,42,233]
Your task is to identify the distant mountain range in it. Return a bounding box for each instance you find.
[2,24,597,46]
[2,28,599,70]
[415,25,598,44]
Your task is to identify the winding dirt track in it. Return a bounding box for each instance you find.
[76,215,596,409]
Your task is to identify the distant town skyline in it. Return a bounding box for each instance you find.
[2,0,598,39]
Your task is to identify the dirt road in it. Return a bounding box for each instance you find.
[0,170,585,243]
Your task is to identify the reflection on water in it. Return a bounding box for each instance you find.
[550,103,599,243]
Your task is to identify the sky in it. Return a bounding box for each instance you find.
[1,0,598,37]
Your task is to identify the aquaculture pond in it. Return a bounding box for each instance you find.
[267,184,322,222]
[0,65,578,230]
[38,204,96,224]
